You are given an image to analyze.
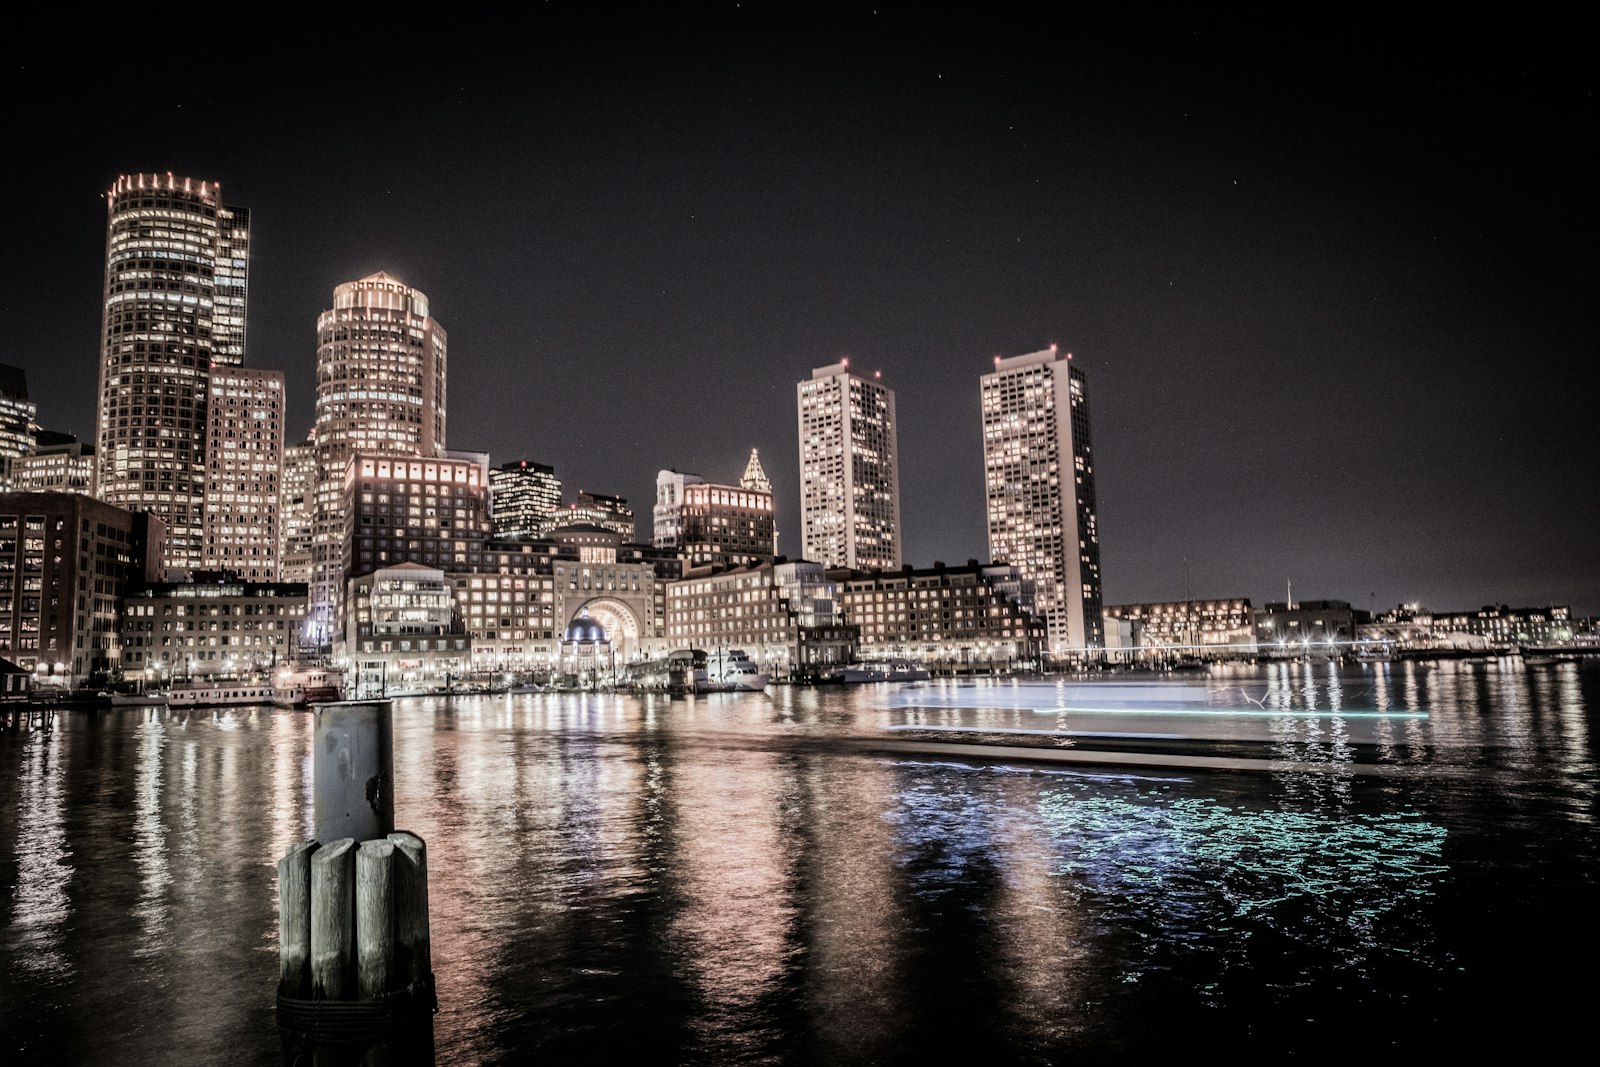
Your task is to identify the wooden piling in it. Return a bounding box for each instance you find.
[277,839,320,998]
[355,839,397,1000]
[310,838,356,1000]
[387,832,432,989]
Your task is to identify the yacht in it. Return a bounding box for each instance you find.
[705,649,770,692]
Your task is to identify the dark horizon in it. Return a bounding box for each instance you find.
[5,12,1594,615]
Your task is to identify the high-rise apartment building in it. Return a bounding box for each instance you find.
[796,361,901,570]
[490,459,562,539]
[201,367,283,580]
[980,346,1104,652]
[309,273,447,642]
[279,435,317,585]
[94,173,248,573]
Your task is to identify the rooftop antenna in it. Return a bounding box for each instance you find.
[1287,578,1294,611]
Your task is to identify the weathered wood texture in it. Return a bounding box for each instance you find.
[387,832,432,988]
[277,840,320,998]
[310,838,357,1000]
[356,840,397,999]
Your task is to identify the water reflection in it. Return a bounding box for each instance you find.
[0,665,1597,1064]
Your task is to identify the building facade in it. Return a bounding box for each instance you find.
[120,578,307,681]
[5,433,94,496]
[797,361,902,570]
[490,459,562,539]
[344,563,470,689]
[0,364,37,473]
[980,346,1105,654]
[310,273,447,642]
[201,367,283,581]
[665,560,856,679]
[653,450,777,569]
[834,562,1045,671]
[93,173,247,573]
[341,451,491,595]
[279,435,317,585]
[1255,600,1366,655]
[549,490,634,541]
[1103,599,1256,656]
[0,492,164,683]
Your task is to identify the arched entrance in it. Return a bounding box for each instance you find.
[568,598,643,663]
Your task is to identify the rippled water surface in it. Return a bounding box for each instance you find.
[3,660,1597,1063]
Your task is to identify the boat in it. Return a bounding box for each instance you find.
[705,649,769,692]
[109,691,167,706]
[273,668,343,705]
[840,658,931,683]
[164,681,285,707]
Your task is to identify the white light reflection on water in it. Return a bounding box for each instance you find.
[132,712,170,959]
[9,726,72,979]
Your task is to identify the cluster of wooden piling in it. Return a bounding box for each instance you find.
[278,831,433,1007]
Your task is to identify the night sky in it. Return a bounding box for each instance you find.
[6,11,1595,615]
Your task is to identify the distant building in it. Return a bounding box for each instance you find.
[121,577,308,681]
[279,435,317,585]
[666,559,856,679]
[653,450,777,568]
[549,490,634,540]
[1423,605,1573,648]
[1255,600,1367,654]
[1104,599,1256,656]
[202,367,284,581]
[344,563,470,688]
[0,364,37,471]
[341,451,491,593]
[490,459,561,539]
[310,272,447,642]
[93,174,247,574]
[0,492,165,683]
[6,432,94,496]
[834,561,1045,670]
[981,346,1105,654]
[797,361,902,570]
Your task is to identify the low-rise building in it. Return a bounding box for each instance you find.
[121,576,308,681]
[1104,598,1256,658]
[5,432,95,496]
[1255,599,1368,655]
[665,559,855,679]
[834,561,1045,671]
[344,563,471,689]
[1421,604,1573,648]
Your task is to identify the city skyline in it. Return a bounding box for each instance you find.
[6,14,1594,615]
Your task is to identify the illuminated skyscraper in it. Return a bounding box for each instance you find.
[490,459,562,539]
[94,173,248,571]
[201,367,283,580]
[0,365,37,477]
[309,273,447,641]
[796,360,901,570]
[278,434,317,585]
[980,346,1104,653]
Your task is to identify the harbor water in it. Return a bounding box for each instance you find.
[3,659,1596,1063]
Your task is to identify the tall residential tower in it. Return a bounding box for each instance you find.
[980,346,1104,653]
[94,173,248,571]
[796,361,901,570]
[309,273,447,641]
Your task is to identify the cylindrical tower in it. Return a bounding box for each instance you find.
[308,273,447,644]
[94,173,237,573]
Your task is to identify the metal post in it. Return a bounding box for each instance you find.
[312,700,395,844]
